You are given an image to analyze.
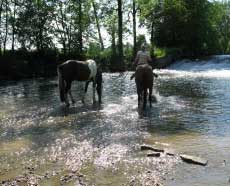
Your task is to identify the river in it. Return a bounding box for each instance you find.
[0,55,230,185]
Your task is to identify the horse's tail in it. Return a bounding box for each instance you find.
[57,65,65,102]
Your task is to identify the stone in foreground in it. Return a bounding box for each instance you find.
[180,154,208,166]
[147,152,161,157]
[165,150,175,156]
[141,145,164,153]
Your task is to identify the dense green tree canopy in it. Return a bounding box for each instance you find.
[0,0,230,66]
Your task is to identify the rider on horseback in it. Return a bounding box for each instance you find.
[134,44,152,66]
[130,44,158,80]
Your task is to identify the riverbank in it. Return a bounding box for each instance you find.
[0,54,176,81]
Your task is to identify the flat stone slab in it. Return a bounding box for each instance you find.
[180,154,208,166]
[165,150,176,156]
[147,152,161,157]
[141,145,164,153]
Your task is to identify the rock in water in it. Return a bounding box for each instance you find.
[165,149,175,156]
[141,145,164,152]
[180,154,208,166]
[147,152,161,157]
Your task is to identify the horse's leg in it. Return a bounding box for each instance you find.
[92,79,96,104]
[143,89,147,109]
[149,87,153,108]
[68,82,75,104]
[82,81,90,104]
[138,93,141,106]
[96,69,102,104]
[64,81,71,107]
[136,83,141,107]
[96,83,102,104]
[137,89,141,107]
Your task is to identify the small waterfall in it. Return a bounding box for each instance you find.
[156,55,230,78]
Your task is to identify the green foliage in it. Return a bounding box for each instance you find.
[1,0,230,77]
[123,43,133,65]
[155,48,166,58]
[138,0,230,57]
[15,0,54,51]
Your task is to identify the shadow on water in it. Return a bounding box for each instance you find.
[157,77,210,99]
[1,102,107,148]
[137,104,191,137]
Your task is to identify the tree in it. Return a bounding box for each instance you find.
[91,0,104,50]
[3,0,9,54]
[10,0,17,52]
[137,0,159,56]
[132,0,137,58]
[138,0,216,57]
[117,0,125,69]
[15,0,54,51]
[0,0,4,55]
[217,1,230,53]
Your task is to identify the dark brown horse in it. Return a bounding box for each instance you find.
[135,64,154,109]
[57,59,102,107]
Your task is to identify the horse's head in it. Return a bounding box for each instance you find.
[96,66,103,103]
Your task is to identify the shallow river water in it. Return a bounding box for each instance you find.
[0,56,230,185]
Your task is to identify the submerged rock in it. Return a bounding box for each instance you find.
[180,154,208,166]
[147,152,161,157]
[165,149,176,156]
[140,145,164,153]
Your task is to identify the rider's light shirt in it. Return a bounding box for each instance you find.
[135,51,152,65]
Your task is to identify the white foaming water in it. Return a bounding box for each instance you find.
[102,103,125,115]
[157,55,230,79]
[157,69,230,79]
[102,95,138,115]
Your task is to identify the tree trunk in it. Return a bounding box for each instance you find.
[55,15,66,56]
[0,0,4,56]
[92,0,104,50]
[59,2,67,56]
[3,0,9,55]
[11,0,16,52]
[150,21,155,58]
[132,0,137,58]
[78,0,83,55]
[117,0,124,68]
[111,23,116,56]
[67,26,71,55]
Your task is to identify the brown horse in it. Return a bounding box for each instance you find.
[135,64,154,109]
[57,59,102,107]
